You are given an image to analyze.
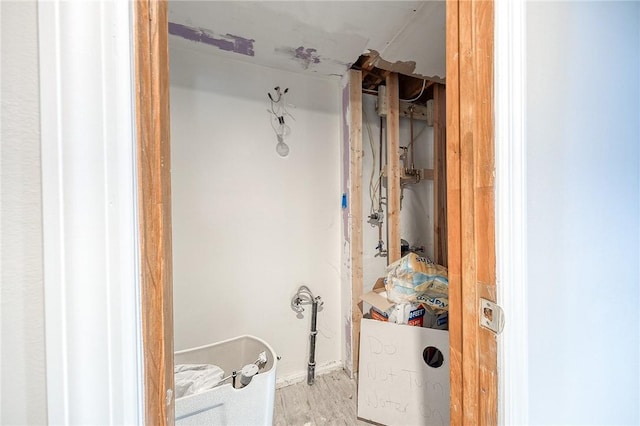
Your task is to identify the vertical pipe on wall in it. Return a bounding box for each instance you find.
[409,108,415,170]
[290,286,323,385]
[379,117,384,212]
[307,298,318,385]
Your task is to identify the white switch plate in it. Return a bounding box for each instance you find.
[479,298,505,334]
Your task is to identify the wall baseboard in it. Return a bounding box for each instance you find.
[275,360,345,389]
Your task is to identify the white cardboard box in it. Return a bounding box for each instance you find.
[357,319,450,426]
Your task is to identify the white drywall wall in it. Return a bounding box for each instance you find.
[526,2,639,424]
[361,94,435,291]
[0,1,48,424]
[170,41,342,382]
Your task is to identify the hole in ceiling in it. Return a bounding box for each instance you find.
[351,53,436,106]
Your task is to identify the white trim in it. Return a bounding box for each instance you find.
[495,0,528,425]
[39,1,143,424]
[275,360,344,389]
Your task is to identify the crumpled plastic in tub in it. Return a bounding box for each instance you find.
[175,364,225,399]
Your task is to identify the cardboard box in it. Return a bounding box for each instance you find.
[369,303,426,327]
[361,278,447,329]
[363,278,426,326]
[423,310,448,330]
[361,278,394,314]
[357,319,450,425]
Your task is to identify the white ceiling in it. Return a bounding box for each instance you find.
[168,1,446,80]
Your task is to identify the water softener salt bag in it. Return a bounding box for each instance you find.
[384,252,449,314]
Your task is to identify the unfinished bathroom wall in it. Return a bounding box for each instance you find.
[170,41,343,382]
[361,93,434,291]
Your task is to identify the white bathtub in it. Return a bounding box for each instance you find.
[174,335,278,425]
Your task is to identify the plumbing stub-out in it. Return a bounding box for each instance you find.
[290,285,322,386]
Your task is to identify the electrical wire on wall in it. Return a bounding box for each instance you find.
[267,86,294,157]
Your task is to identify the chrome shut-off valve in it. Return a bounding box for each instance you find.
[291,285,323,313]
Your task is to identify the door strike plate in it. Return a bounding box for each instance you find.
[479,298,505,334]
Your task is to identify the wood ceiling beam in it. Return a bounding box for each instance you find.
[402,78,436,101]
[401,77,424,99]
[371,69,391,88]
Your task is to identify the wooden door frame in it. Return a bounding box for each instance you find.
[133,1,497,424]
[133,1,175,425]
[447,1,497,424]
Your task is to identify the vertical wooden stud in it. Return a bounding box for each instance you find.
[446,1,464,422]
[434,83,448,267]
[133,1,174,425]
[458,1,480,423]
[386,73,401,263]
[473,2,498,424]
[447,0,496,425]
[348,69,364,373]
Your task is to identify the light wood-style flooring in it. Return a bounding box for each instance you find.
[273,370,373,425]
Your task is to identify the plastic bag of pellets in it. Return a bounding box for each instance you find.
[385,252,449,314]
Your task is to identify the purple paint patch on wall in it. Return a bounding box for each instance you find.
[295,46,321,66]
[276,46,322,70]
[169,22,255,57]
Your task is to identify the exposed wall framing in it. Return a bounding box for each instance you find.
[131,0,497,421]
[348,69,364,374]
[385,73,401,263]
[350,72,449,373]
[433,84,448,266]
[447,0,497,424]
[133,1,175,425]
